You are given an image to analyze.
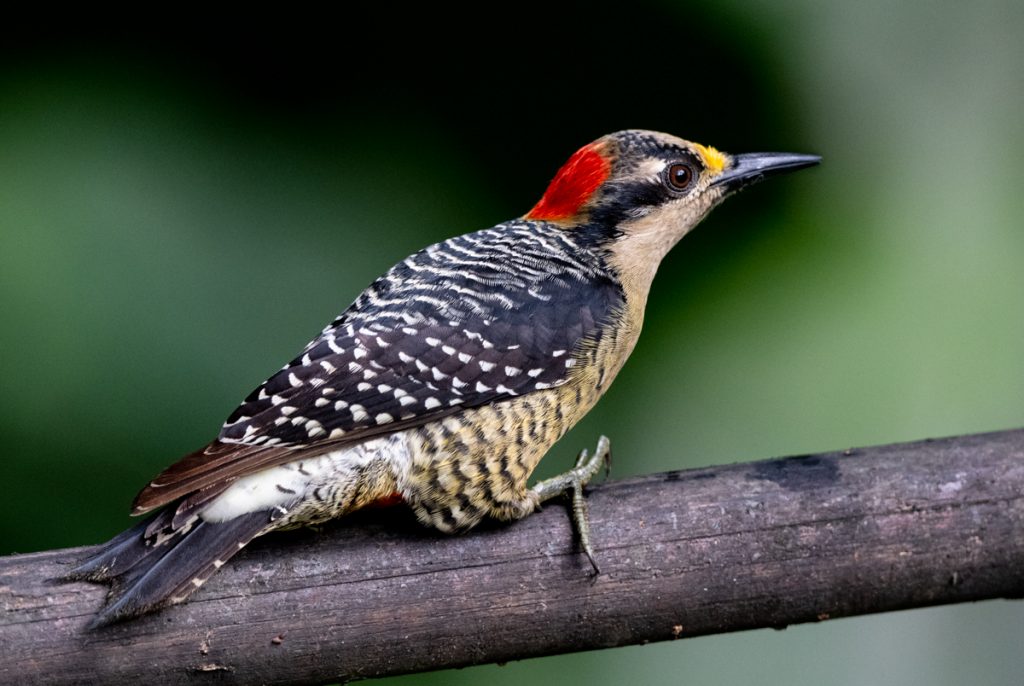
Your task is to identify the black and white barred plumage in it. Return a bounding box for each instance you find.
[220,221,624,448]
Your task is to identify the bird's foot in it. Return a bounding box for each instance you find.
[530,435,611,575]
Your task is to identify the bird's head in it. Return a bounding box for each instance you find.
[525,129,820,290]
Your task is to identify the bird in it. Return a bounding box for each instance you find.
[65,129,819,627]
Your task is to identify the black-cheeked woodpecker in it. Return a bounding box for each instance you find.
[66,129,820,626]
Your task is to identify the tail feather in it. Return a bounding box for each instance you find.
[64,509,177,582]
[65,509,274,629]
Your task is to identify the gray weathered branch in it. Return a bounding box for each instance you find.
[2,429,1023,685]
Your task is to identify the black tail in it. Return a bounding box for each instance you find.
[64,508,273,628]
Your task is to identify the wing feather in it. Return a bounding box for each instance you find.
[131,222,624,515]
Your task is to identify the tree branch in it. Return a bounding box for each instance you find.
[3,429,1023,685]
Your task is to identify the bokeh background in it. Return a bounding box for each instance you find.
[2,2,1022,684]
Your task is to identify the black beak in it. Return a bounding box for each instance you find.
[711,152,821,192]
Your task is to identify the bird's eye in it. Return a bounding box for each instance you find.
[666,163,695,191]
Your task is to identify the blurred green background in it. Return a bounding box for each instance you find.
[2,2,1022,684]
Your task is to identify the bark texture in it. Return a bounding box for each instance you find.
[2,429,1022,685]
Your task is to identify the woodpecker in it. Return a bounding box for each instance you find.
[66,130,819,627]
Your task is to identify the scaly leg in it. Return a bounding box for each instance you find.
[530,435,611,574]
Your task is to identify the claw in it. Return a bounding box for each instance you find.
[574,447,590,469]
[571,480,600,575]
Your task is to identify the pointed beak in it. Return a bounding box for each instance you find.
[711,152,821,192]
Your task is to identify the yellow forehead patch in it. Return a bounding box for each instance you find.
[694,143,728,174]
